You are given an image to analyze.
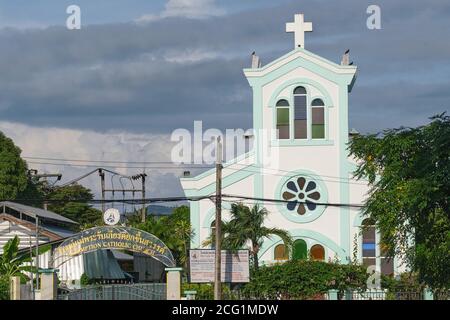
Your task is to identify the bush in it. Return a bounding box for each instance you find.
[80,273,93,286]
[381,272,424,292]
[240,260,368,299]
[182,283,237,300]
[0,276,9,300]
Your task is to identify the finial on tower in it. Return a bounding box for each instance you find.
[286,13,313,49]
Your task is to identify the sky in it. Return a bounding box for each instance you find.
[0,0,449,204]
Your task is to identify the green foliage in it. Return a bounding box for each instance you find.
[0,276,9,300]
[80,273,93,286]
[132,206,193,270]
[182,283,236,300]
[47,184,103,230]
[203,203,293,270]
[0,236,51,284]
[241,260,368,299]
[381,272,423,293]
[349,114,450,289]
[0,131,29,200]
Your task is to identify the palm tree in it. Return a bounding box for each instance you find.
[204,203,293,270]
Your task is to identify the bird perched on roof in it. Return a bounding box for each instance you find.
[251,51,261,69]
[341,49,350,66]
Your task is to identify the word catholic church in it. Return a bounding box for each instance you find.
[181,14,403,276]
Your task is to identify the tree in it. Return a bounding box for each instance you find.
[349,114,450,289]
[132,205,193,270]
[204,203,293,270]
[0,131,29,200]
[47,184,103,230]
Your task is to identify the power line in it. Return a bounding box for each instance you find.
[3,194,365,208]
[21,155,367,183]
[24,160,368,186]
[221,194,365,208]
[26,161,214,170]
[23,156,184,165]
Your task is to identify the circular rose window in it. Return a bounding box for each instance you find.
[277,172,327,223]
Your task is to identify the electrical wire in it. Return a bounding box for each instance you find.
[2,194,364,208]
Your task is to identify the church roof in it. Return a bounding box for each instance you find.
[243,48,357,91]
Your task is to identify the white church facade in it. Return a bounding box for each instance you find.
[181,14,403,276]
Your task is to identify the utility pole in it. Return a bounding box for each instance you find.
[27,170,61,210]
[35,216,40,292]
[99,169,106,213]
[141,172,147,223]
[214,136,223,300]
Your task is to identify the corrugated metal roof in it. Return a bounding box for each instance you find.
[43,225,77,238]
[83,250,127,280]
[111,249,134,261]
[0,201,78,225]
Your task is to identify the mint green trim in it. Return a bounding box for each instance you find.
[268,78,333,108]
[269,79,334,146]
[244,48,357,79]
[245,50,356,89]
[258,229,346,262]
[338,83,351,262]
[180,150,254,182]
[251,84,264,201]
[271,140,334,147]
[353,212,368,227]
[165,267,183,272]
[274,169,328,223]
[202,203,232,228]
[347,161,358,176]
[189,201,200,248]
[275,96,291,106]
[184,169,254,197]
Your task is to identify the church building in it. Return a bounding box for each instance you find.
[181,14,403,276]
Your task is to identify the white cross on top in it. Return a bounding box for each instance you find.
[286,13,313,49]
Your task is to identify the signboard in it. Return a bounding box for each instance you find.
[103,208,120,226]
[189,249,249,283]
[53,226,175,267]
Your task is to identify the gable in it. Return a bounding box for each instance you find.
[244,48,357,92]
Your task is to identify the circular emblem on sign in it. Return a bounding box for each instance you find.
[276,171,327,223]
[103,208,121,226]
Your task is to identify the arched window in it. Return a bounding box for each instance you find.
[311,98,325,139]
[293,86,307,139]
[380,231,394,276]
[292,239,307,260]
[274,244,289,261]
[310,244,325,261]
[362,219,376,268]
[276,99,290,139]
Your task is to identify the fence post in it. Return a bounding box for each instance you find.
[184,290,197,300]
[328,289,338,300]
[10,276,21,300]
[165,267,183,300]
[39,269,58,300]
[423,288,434,300]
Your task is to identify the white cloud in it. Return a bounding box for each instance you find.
[136,0,225,23]
[163,49,219,64]
[0,121,188,202]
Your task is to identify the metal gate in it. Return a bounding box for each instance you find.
[57,283,166,300]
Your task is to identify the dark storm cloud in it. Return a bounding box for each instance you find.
[0,0,449,134]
